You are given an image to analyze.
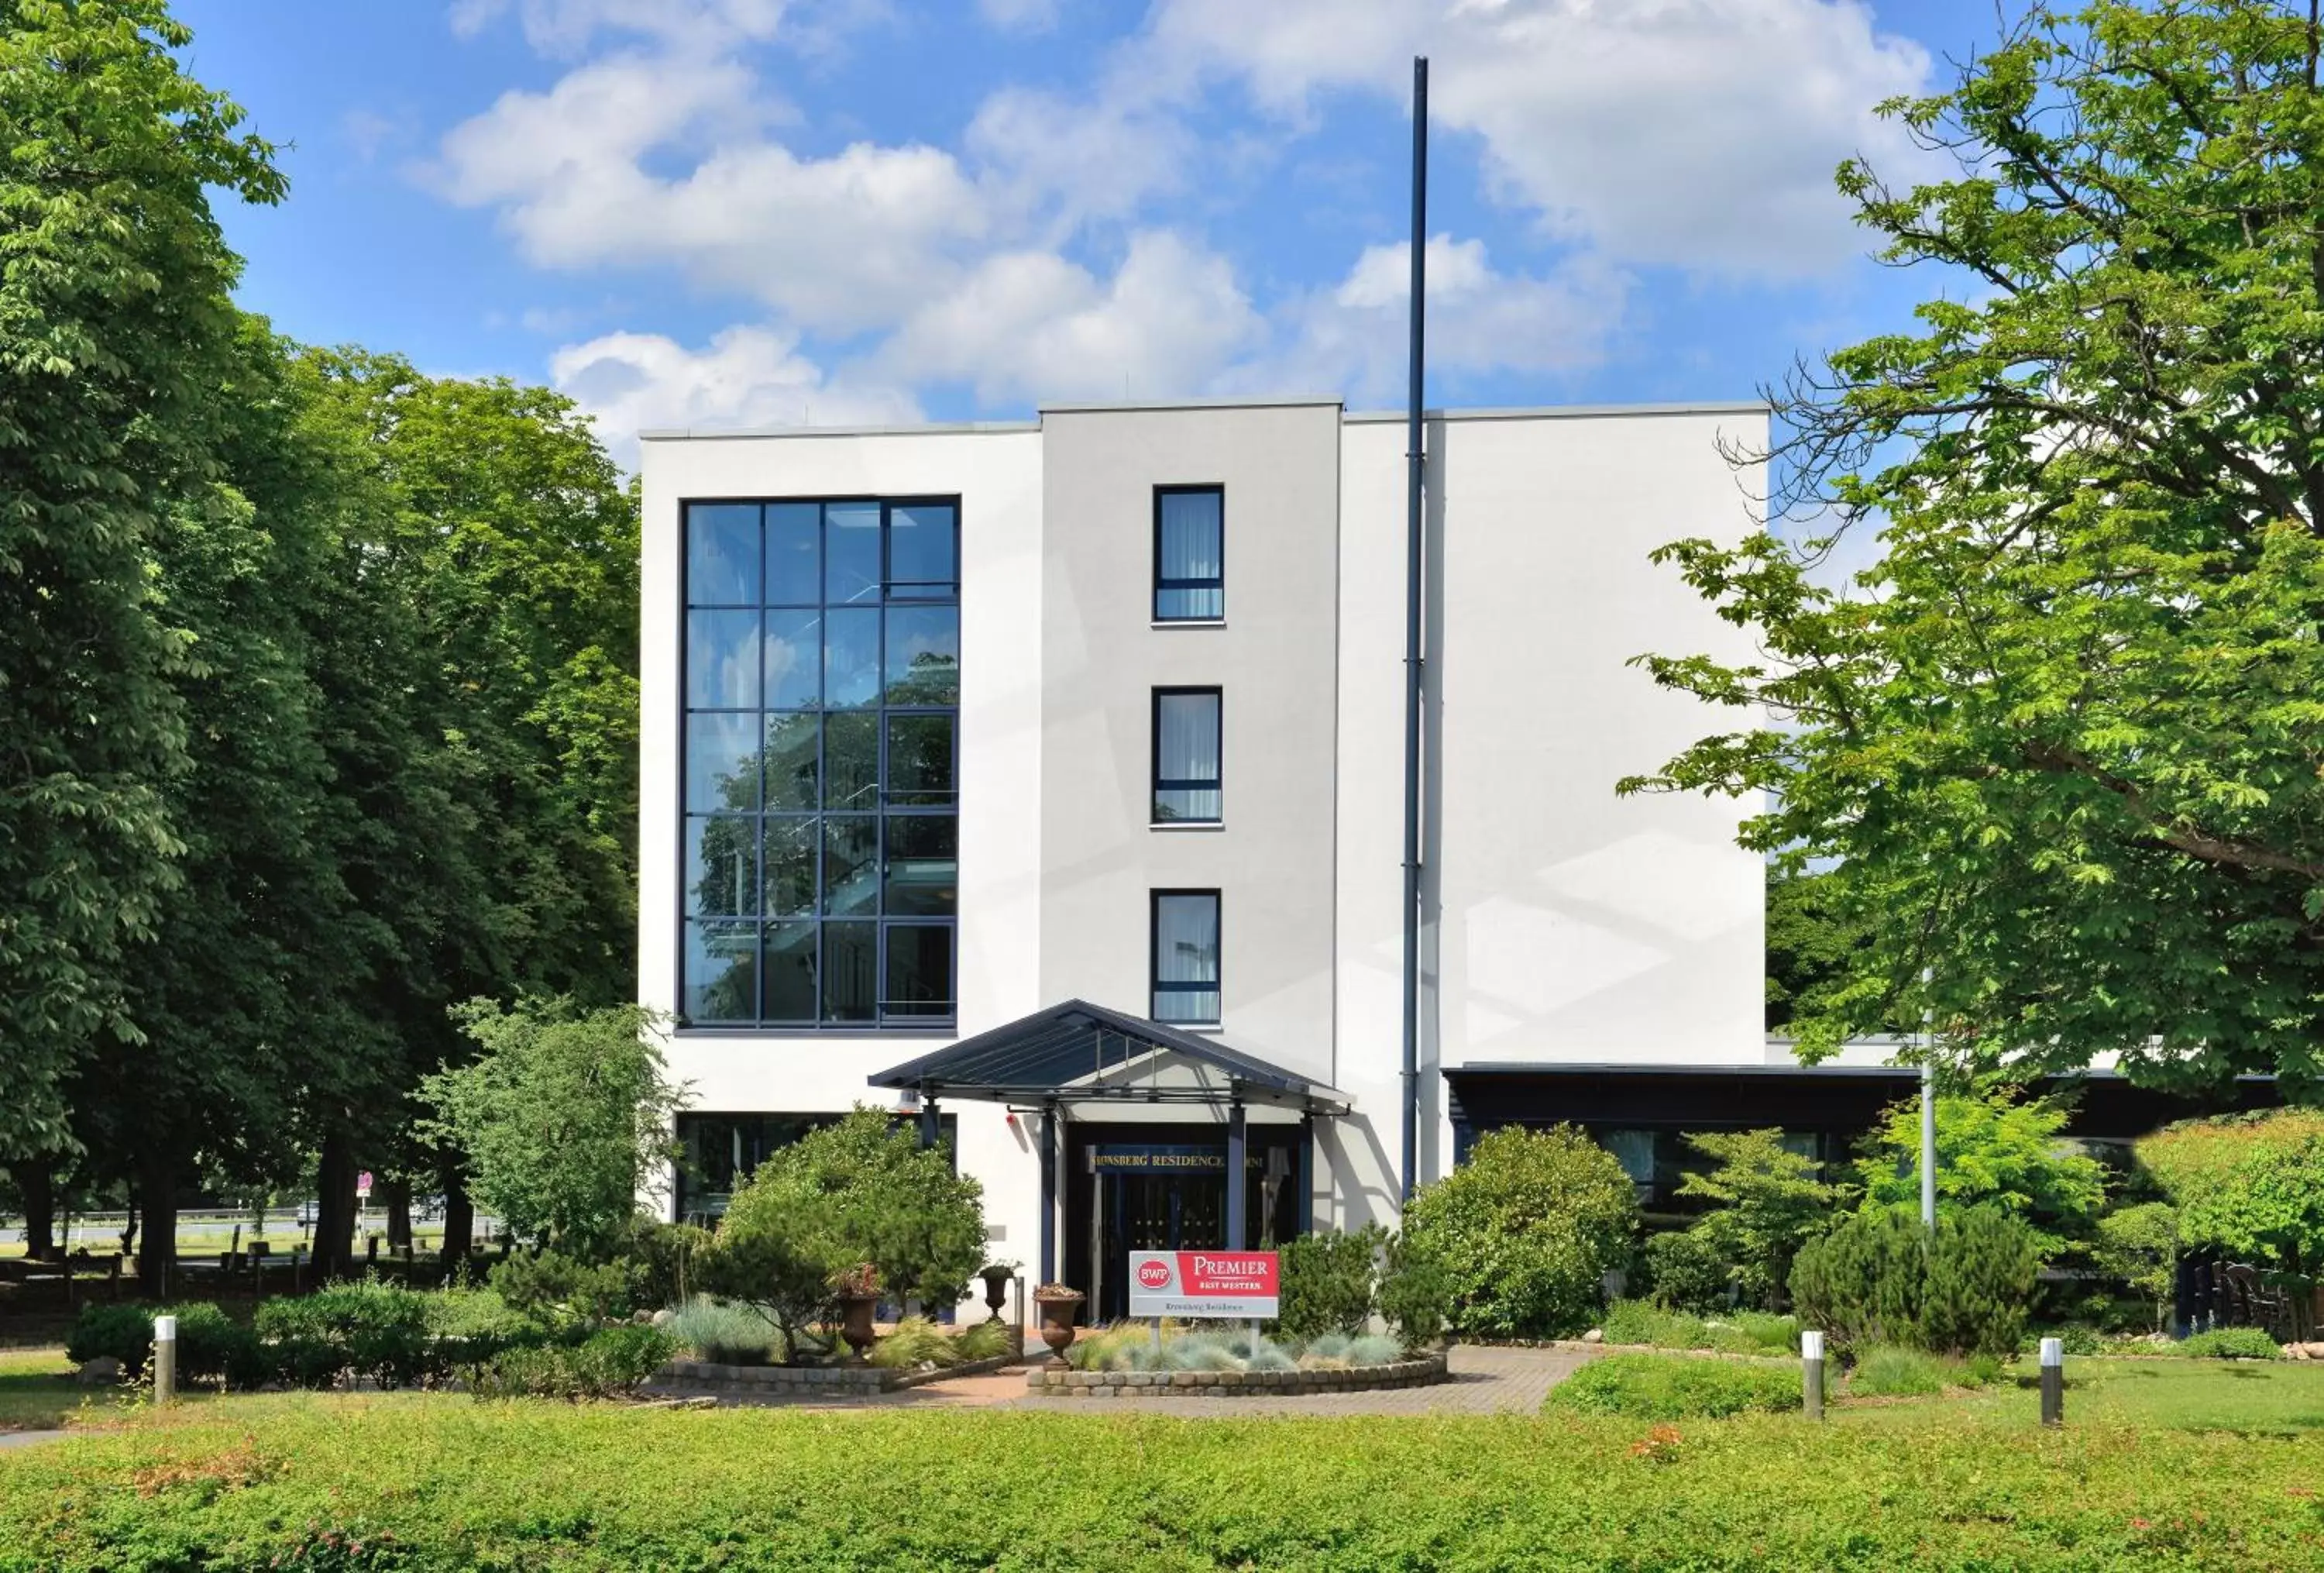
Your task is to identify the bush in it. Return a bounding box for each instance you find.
[1600,1299,1797,1356]
[2177,1327,2281,1360]
[467,1326,676,1401]
[1642,1229,1730,1313]
[1403,1124,1638,1339]
[1921,1207,2039,1358]
[623,1220,713,1311]
[1849,1345,1945,1396]
[1545,1354,1801,1420]
[424,1286,559,1368]
[1788,1209,1927,1353]
[255,1279,435,1389]
[1274,1226,1381,1340]
[1377,1231,1449,1349]
[65,1303,156,1379]
[665,1296,780,1365]
[488,1249,630,1323]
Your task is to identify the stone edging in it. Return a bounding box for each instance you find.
[1023,1352,1448,1399]
[651,1349,1022,1396]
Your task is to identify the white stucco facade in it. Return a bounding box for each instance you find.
[638,396,1767,1303]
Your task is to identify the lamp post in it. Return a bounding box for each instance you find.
[1920,966,1937,1230]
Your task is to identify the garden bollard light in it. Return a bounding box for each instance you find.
[152,1313,177,1406]
[1801,1330,1825,1420]
[2039,1336,2064,1428]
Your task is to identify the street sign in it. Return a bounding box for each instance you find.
[356,1171,373,1200]
[1126,1249,1279,1320]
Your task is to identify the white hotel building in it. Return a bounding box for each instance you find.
[638,394,1785,1319]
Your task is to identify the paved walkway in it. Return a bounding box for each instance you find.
[0,1430,67,1451]
[694,1345,1593,1416]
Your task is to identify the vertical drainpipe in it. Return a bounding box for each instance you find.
[1400,56,1429,1206]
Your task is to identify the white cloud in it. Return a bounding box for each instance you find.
[1239,233,1627,403]
[549,325,920,465]
[879,230,1265,405]
[978,0,1058,31]
[430,53,985,332]
[448,0,788,55]
[1147,0,1936,279]
[966,85,1190,232]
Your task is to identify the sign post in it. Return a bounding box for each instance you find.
[1127,1250,1280,1322]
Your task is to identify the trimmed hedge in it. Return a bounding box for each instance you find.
[1544,1354,1802,1420]
[8,1399,2322,1569]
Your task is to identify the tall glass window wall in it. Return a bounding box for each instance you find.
[682,498,959,1027]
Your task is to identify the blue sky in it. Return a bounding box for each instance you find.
[177,0,2003,463]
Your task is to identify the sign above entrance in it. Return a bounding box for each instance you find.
[1127,1249,1280,1319]
[1091,1144,1226,1175]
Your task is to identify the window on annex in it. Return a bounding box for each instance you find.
[1153,486,1223,621]
[1152,688,1222,823]
[1151,890,1221,1025]
[682,498,959,1028]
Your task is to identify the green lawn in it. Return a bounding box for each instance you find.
[0,1348,103,1434]
[4,1363,2324,1570]
[1834,1353,2324,1437]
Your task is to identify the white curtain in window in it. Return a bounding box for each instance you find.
[1153,893,1219,1021]
[1158,491,1222,581]
[1156,691,1221,821]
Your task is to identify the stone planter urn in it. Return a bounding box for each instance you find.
[978,1265,1015,1323]
[1033,1287,1085,1365]
[837,1292,880,1365]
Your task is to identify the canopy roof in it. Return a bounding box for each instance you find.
[868,999,1351,1115]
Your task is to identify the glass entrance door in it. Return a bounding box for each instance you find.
[1092,1148,1228,1322]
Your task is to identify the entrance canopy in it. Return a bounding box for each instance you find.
[868,998,1350,1116]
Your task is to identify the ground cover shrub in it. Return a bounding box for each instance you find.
[2177,1327,2281,1360]
[1273,1225,1381,1340]
[15,1396,2324,1567]
[1545,1353,1801,1420]
[664,1296,780,1365]
[1850,1345,1947,1396]
[466,1326,676,1401]
[1641,1228,1728,1313]
[1601,1299,1797,1355]
[1403,1124,1637,1339]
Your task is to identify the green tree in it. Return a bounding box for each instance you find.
[419,1000,689,1258]
[2138,1109,2324,1339]
[0,0,280,1167]
[1765,869,1875,1033]
[1624,0,2324,1092]
[1402,1124,1638,1338]
[1674,1128,1839,1309]
[1857,1091,2106,1256]
[2097,1200,2181,1332]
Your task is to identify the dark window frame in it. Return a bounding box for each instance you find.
[1150,887,1222,1026]
[679,495,961,1033]
[1150,686,1222,824]
[1152,484,1225,622]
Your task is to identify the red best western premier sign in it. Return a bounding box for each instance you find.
[1126,1250,1280,1319]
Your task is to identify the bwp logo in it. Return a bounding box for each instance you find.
[1136,1258,1174,1289]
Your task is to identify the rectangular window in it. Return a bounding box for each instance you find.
[1151,890,1221,1024]
[1153,486,1223,621]
[681,498,960,1029]
[1152,688,1222,823]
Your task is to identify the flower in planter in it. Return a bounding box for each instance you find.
[833,1262,881,1298]
[1033,1283,1082,1300]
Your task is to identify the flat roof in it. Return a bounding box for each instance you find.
[638,395,1770,443]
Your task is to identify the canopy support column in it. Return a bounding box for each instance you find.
[1226,1100,1248,1251]
[1038,1100,1059,1287]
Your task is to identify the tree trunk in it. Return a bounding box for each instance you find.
[439,1164,473,1275]
[119,1202,138,1262]
[12,1162,57,1261]
[313,1129,357,1280]
[384,1177,412,1251]
[136,1150,177,1301]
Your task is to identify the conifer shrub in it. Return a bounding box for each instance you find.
[1922,1207,2039,1359]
